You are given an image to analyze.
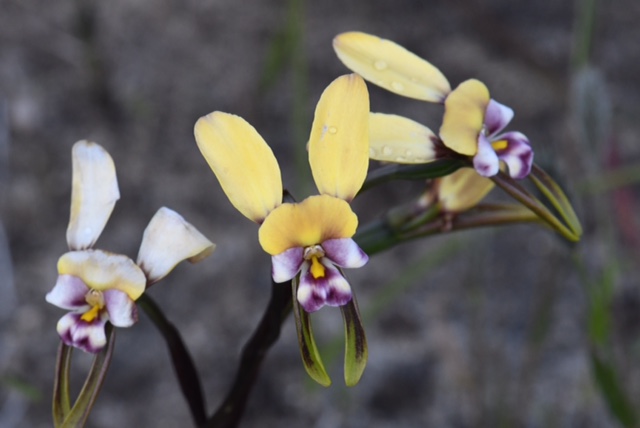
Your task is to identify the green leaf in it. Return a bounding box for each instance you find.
[591,352,637,427]
[491,171,581,242]
[291,277,331,387]
[61,325,116,428]
[341,292,368,387]
[52,343,73,427]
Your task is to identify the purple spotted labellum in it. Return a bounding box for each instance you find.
[47,273,137,353]
[271,238,368,313]
[472,100,533,179]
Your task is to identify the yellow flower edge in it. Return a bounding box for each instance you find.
[58,250,147,300]
[308,74,370,202]
[195,112,283,223]
[439,79,490,156]
[333,31,451,102]
[258,195,358,256]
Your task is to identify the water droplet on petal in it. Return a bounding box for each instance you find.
[405,149,413,157]
[373,60,388,70]
[328,126,337,134]
[411,77,420,83]
[395,156,406,162]
[369,148,377,157]
[382,146,393,156]
[391,81,404,92]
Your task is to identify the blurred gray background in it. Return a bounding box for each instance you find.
[1,0,640,426]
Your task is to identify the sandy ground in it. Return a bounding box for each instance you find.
[1,0,640,426]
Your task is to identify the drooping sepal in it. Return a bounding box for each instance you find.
[52,325,116,427]
[291,276,331,387]
[340,279,368,387]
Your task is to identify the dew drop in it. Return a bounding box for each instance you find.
[382,146,393,156]
[391,81,404,92]
[395,156,406,162]
[411,77,420,83]
[373,60,388,70]
[369,148,377,157]
[328,126,337,134]
[405,149,413,157]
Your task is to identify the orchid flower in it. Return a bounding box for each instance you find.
[194,74,369,313]
[333,31,533,179]
[46,141,215,353]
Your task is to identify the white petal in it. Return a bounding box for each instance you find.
[322,238,368,269]
[103,289,138,327]
[472,134,500,177]
[136,207,215,284]
[271,247,304,283]
[484,99,514,137]
[66,141,120,250]
[46,275,90,311]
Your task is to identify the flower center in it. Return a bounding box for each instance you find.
[303,245,326,279]
[81,289,105,322]
[491,139,508,151]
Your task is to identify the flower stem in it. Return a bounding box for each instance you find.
[138,294,207,427]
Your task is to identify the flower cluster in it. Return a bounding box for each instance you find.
[46,141,214,353]
[333,31,533,179]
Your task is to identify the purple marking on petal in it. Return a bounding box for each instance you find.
[484,99,514,137]
[496,132,534,179]
[56,312,108,353]
[103,289,138,327]
[271,247,304,283]
[297,262,352,313]
[45,275,90,311]
[473,135,500,177]
[322,238,368,269]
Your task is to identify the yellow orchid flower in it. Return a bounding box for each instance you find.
[195,74,369,312]
[334,31,533,179]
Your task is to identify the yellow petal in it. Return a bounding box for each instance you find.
[369,112,437,163]
[58,250,146,300]
[194,112,283,223]
[258,195,358,256]
[308,74,369,202]
[66,141,120,250]
[136,207,216,284]
[437,168,494,212]
[333,32,451,102]
[439,79,490,156]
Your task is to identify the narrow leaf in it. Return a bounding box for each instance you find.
[61,325,116,428]
[491,171,580,242]
[591,352,637,427]
[291,277,331,387]
[529,164,583,237]
[52,343,73,427]
[341,291,368,387]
